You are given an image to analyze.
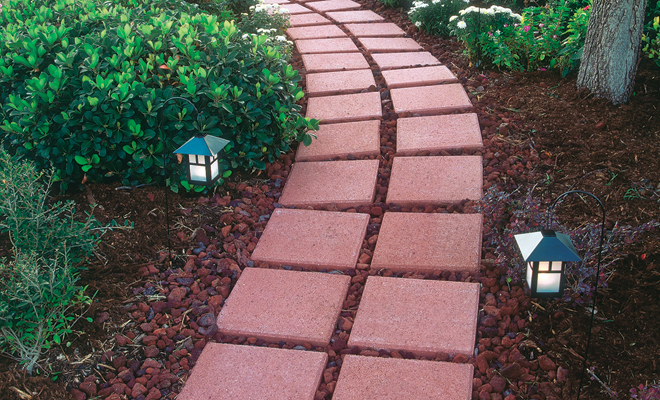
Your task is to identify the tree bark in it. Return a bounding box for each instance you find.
[576,0,646,105]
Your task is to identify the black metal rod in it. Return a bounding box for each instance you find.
[159,97,199,268]
[546,190,606,400]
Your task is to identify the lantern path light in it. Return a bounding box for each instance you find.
[159,97,230,267]
[514,190,605,400]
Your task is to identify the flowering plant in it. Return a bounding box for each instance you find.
[408,0,469,37]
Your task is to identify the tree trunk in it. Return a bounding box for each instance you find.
[576,0,646,105]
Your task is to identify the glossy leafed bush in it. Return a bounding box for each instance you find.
[0,0,317,192]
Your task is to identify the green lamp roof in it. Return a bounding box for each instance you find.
[174,134,229,157]
[514,229,582,262]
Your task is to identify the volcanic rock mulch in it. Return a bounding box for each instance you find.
[1,2,659,400]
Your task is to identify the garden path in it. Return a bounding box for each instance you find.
[178,2,484,398]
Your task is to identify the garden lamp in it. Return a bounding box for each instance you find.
[173,133,229,187]
[514,229,581,298]
[514,190,606,400]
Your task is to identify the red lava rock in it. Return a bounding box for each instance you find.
[453,353,469,363]
[557,366,569,382]
[538,355,556,371]
[144,345,160,358]
[168,287,187,303]
[595,120,606,130]
[142,358,162,370]
[476,353,489,374]
[145,387,162,400]
[490,376,506,392]
[79,381,97,397]
[96,312,110,324]
[500,362,522,379]
[338,317,353,331]
[132,382,148,398]
[70,388,86,400]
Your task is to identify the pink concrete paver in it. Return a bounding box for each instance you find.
[250,208,369,270]
[263,0,289,3]
[286,24,347,40]
[296,120,380,161]
[371,51,440,70]
[390,83,473,115]
[333,355,474,400]
[397,113,483,155]
[370,212,483,273]
[382,65,458,88]
[358,37,422,52]
[326,10,385,23]
[216,268,350,346]
[349,276,480,357]
[279,159,379,208]
[279,3,313,13]
[296,37,359,54]
[306,69,375,96]
[306,0,360,12]
[178,343,326,400]
[289,13,332,27]
[386,156,483,206]
[306,92,381,123]
[344,22,405,37]
[302,52,370,72]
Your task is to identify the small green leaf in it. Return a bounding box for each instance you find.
[74,155,88,165]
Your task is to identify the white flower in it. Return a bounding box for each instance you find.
[449,15,457,22]
[495,29,501,34]
[431,0,440,4]
[276,35,286,41]
[415,21,422,27]
[457,20,467,29]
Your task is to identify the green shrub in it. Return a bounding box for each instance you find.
[448,2,590,73]
[643,1,660,68]
[0,148,127,374]
[378,0,413,10]
[0,0,317,192]
[408,0,470,37]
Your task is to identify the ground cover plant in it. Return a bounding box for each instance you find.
[0,0,317,193]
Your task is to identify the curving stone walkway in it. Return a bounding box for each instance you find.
[178,2,485,399]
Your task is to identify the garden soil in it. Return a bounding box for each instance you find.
[1,2,659,399]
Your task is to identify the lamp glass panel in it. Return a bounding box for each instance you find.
[536,272,561,293]
[551,261,563,272]
[189,154,196,164]
[526,262,533,288]
[189,165,207,182]
[210,158,219,179]
[538,261,550,271]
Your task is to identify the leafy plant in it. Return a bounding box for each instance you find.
[478,187,659,305]
[0,251,92,375]
[642,16,660,68]
[0,149,127,374]
[378,0,413,10]
[408,0,470,37]
[0,0,318,193]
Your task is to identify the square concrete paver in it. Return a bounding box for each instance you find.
[306,69,375,96]
[296,38,359,54]
[296,120,380,161]
[326,10,384,23]
[307,92,381,123]
[348,276,480,357]
[306,0,360,12]
[287,24,347,40]
[386,156,483,206]
[382,65,458,88]
[280,3,313,13]
[344,22,405,37]
[302,52,370,73]
[251,208,369,270]
[216,268,350,346]
[371,52,440,70]
[279,159,378,208]
[289,13,332,27]
[178,343,326,400]
[397,113,483,155]
[358,37,422,53]
[370,212,483,273]
[333,355,474,400]
[390,83,473,115]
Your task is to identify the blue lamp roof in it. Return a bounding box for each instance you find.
[174,134,229,157]
[514,230,582,262]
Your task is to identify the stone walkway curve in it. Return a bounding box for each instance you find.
[178,1,485,399]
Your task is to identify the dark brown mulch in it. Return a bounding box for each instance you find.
[1,2,659,400]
